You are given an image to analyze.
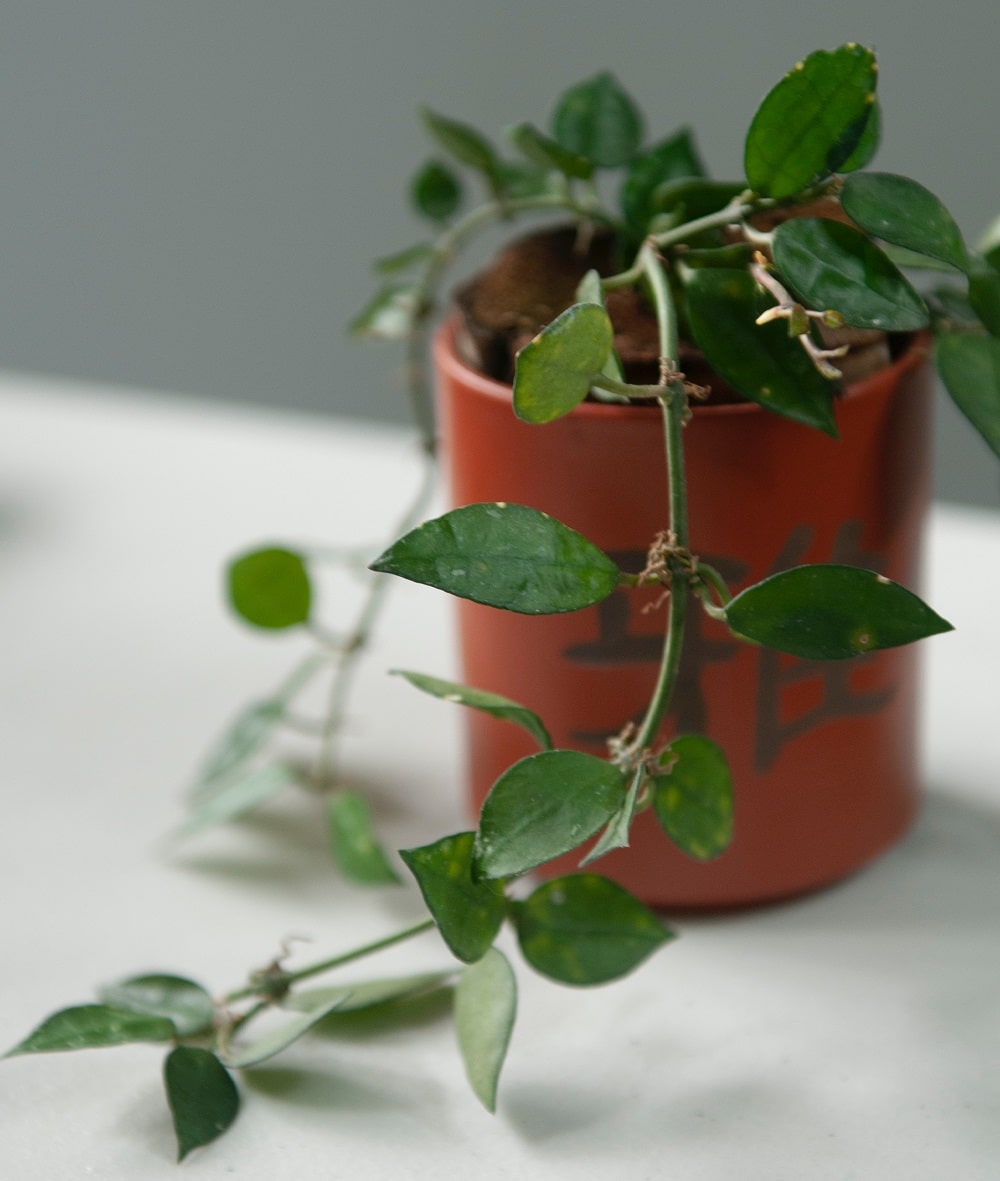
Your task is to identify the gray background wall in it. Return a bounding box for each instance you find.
[2,1,997,503]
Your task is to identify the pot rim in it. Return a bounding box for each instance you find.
[433,316,931,421]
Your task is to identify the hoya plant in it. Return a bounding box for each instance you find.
[7,44,997,1161]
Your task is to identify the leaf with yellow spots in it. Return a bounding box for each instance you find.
[651,735,733,861]
[400,832,507,963]
[725,564,953,660]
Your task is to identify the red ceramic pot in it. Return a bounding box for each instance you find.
[434,319,933,909]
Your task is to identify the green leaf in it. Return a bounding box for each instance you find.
[651,736,733,861]
[936,333,1000,459]
[227,546,312,631]
[5,1004,175,1056]
[421,108,500,186]
[473,751,626,880]
[370,502,621,615]
[411,160,462,222]
[507,122,593,180]
[172,763,300,842]
[620,129,706,234]
[400,832,507,963]
[838,99,881,172]
[391,669,552,750]
[455,948,517,1113]
[374,241,435,275]
[349,282,423,339]
[744,44,878,198]
[684,268,838,433]
[725,564,953,659]
[968,259,1000,337]
[494,161,558,199]
[579,767,644,866]
[513,302,614,423]
[575,270,624,384]
[97,975,214,1039]
[327,791,400,885]
[218,995,349,1069]
[512,875,674,986]
[552,72,643,168]
[772,218,929,332]
[163,1047,239,1162]
[841,172,968,272]
[284,971,453,1015]
[191,699,283,798]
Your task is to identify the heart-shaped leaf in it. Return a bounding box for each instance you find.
[841,172,968,272]
[725,564,953,659]
[936,333,1000,459]
[651,735,733,861]
[513,303,613,423]
[455,948,517,1113]
[773,218,929,332]
[552,72,643,168]
[512,875,674,986]
[163,1047,239,1162]
[97,975,214,1039]
[684,268,837,433]
[392,669,552,750]
[370,503,621,615]
[411,160,462,222]
[6,1004,175,1056]
[227,546,312,630]
[400,832,507,963]
[327,791,400,885]
[744,44,878,198]
[473,751,626,880]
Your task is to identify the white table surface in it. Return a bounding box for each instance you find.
[1,374,998,1179]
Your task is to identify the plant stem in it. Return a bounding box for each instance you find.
[626,248,690,760]
[223,918,437,1003]
[315,448,438,785]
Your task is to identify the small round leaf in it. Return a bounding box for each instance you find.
[652,736,733,861]
[227,546,311,630]
[411,160,461,221]
[512,875,674,986]
[513,303,614,424]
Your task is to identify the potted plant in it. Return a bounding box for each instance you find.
[6,44,999,1160]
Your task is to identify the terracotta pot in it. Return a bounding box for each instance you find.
[434,319,933,909]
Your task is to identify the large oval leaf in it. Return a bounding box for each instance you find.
[512,875,674,986]
[227,546,312,630]
[513,303,613,423]
[400,832,507,963]
[163,1047,239,1162]
[744,44,878,198]
[455,948,517,1113]
[651,736,733,861]
[936,333,1000,459]
[472,750,626,880]
[773,218,929,332]
[684,268,837,433]
[392,669,552,750]
[370,503,621,614]
[725,564,953,659]
[97,975,214,1039]
[5,1004,175,1056]
[551,72,643,168]
[841,172,968,272]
